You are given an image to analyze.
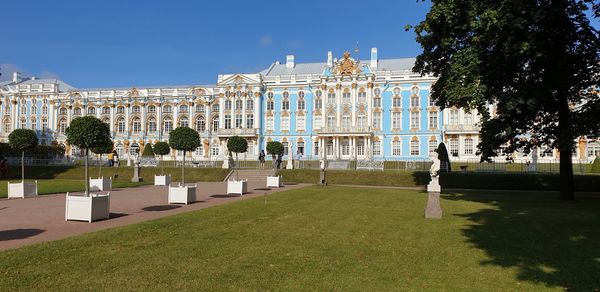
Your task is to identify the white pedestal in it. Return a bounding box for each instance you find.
[168,184,197,204]
[266,176,282,188]
[7,181,38,199]
[427,177,441,193]
[227,180,247,195]
[65,192,110,222]
[286,159,294,169]
[89,177,112,192]
[154,174,171,186]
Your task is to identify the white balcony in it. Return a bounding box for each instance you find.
[444,124,481,134]
[316,126,372,135]
[217,128,259,137]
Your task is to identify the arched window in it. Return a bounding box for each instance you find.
[225,100,232,110]
[163,105,172,113]
[235,99,243,110]
[132,105,141,113]
[374,88,381,96]
[282,91,289,99]
[297,99,305,110]
[117,118,126,133]
[196,116,206,132]
[393,87,401,96]
[212,104,219,113]
[129,143,140,156]
[73,107,82,116]
[163,117,173,133]
[102,106,110,114]
[212,116,219,132]
[21,104,27,115]
[179,116,189,128]
[179,105,188,113]
[88,107,96,115]
[195,104,204,113]
[411,95,419,107]
[31,105,37,114]
[327,92,336,104]
[101,117,110,125]
[117,106,125,113]
[3,119,11,133]
[148,105,156,113]
[42,105,48,115]
[282,99,290,111]
[59,107,67,115]
[115,143,124,158]
[246,99,254,110]
[30,118,37,130]
[267,91,274,99]
[59,119,67,134]
[148,118,157,132]
[41,118,48,134]
[20,118,26,129]
[316,90,322,98]
[393,96,401,107]
[267,99,274,110]
[342,90,351,103]
[132,117,141,133]
[410,139,420,156]
[341,113,351,129]
[298,91,305,99]
[327,113,336,129]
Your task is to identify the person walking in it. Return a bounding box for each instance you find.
[0,158,8,179]
[107,151,114,167]
[276,154,282,169]
[259,150,266,169]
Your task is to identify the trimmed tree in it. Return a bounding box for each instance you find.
[411,0,599,200]
[8,129,39,182]
[168,127,200,184]
[141,143,154,157]
[153,141,170,175]
[436,142,451,172]
[227,136,248,180]
[91,139,113,177]
[592,156,600,174]
[66,116,112,195]
[266,141,284,169]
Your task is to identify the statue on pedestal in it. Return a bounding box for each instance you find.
[425,151,442,219]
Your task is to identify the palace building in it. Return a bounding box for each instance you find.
[0,49,598,163]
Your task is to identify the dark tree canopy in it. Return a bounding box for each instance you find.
[153,141,170,156]
[227,136,248,154]
[8,129,39,152]
[141,143,155,157]
[66,116,112,150]
[266,141,284,157]
[411,0,599,200]
[168,127,200,152]
[91,139,113,155]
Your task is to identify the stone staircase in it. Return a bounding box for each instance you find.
[224,169,276,184]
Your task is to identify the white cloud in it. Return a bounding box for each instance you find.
[259,35,273,47]
[0,63,25,82]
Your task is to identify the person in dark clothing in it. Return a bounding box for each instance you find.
[276,154,282,169]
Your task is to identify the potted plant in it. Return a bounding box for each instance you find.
[226,136,248,195]
[167,127,199,204]
[265,141,284,188]
[153,141,171,185]
[64,116,112,222]
[89,139,113,192]
[7,129,39,198]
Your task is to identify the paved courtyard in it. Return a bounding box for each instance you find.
[0,181,308,251]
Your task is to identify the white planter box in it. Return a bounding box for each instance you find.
[65,192,110,222]
[154,174,171,186]
[266,176,282,188]
[168,183,197,204]
[227,180,247,195]
[89,177,112,192]
[7,181,38,199]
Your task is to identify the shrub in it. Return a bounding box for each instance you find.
[153,142,170,158]
[142,143,155,157]
[592,156,600,173]
[266,141,284,159]
[436,142,451,172]
[168,127,200,184]
[8,128,39,181]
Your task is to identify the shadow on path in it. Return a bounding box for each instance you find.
[0,228,45,241]
[443,191,600,290]
[253,188,272,191]
[142,205,182,212]
[109,213,130,219]
[211,194,242,198]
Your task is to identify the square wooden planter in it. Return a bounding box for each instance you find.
[155,174,171,186]
[227,179,247,195]
[7,181,38,199]
[266,176,282,188]
[89,177,112,192]
[65,192,110,222]
[168,183,197,204]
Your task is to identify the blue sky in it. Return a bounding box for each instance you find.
[0,0,432,87]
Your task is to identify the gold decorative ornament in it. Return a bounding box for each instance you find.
[334,51,359,76]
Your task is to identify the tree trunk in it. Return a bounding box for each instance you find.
[558,96,575,200]
[85,149,90,196]
[98,154,102,177]
[182,150,185,185]
[21,151,24,182]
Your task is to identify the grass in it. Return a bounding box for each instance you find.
[1,186,599,290]
[278,169,430,187]
[0,179,150,198]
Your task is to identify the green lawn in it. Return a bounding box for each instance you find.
[1,186,599,290]
[0,179,150,198]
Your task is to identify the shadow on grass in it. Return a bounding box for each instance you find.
[0,228,44,241]
[142,205,182,212]
[442,191,600,290]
